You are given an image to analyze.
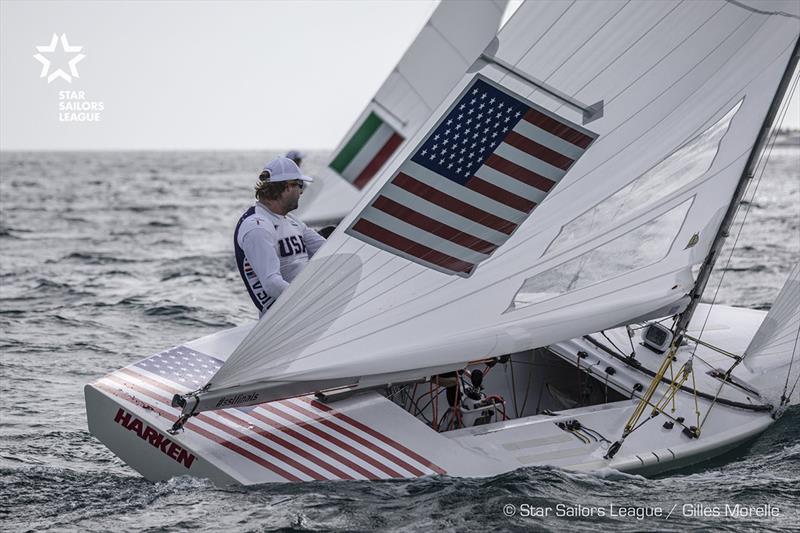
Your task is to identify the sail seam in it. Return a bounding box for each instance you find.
[537,0,632,86]
[497,0,576,88]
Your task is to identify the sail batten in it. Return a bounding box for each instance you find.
[199,0,800,410]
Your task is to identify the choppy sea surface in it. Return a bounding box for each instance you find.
[0,149,798,532]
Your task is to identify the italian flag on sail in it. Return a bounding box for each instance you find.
[329,112,404,190]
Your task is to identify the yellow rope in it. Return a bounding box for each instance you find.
[652,361,691,416]
[622,343,677,435]
[690,362,702,435]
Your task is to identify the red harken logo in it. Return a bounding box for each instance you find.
[114,408,196,469]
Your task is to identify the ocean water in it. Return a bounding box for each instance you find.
[0,148,798,532]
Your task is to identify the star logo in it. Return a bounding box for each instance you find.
[33,34,86,83]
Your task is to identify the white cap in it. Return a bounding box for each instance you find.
[262,157,313,183]
[285,149,306,161]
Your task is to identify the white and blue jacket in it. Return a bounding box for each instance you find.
[234,203,326,316]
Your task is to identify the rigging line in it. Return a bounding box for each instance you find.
[626,327,637,357]
[628,317,676,331]
[546,16,782,203]
[697,90,798,428]
[496,0,577,87]
[584,334,771,410]
[688,351,731,373]
[689,64,799,364]
[600,331,628,358]
[518,359,534,415]
[509,358,519,418]
[683,334,742,361]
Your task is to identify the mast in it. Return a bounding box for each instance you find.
[672,35,800,344]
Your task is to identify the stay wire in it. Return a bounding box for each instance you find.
[698,67,799,427]
[689,65,799,365]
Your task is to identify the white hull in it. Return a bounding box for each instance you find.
[85,304,780,484]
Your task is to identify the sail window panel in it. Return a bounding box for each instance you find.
[546,100,742,256]
[509,198,693,312]
[397,28,468,110]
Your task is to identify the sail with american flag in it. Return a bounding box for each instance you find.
[173,0,800,418]
[346,77,596,276]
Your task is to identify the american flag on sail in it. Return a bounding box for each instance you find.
[346,77,596,276]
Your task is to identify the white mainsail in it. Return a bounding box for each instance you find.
[294,0,509,225]
[743,263,800,406]
[195,0,800,413]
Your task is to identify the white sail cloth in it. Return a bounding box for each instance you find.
[201,0,800,411]
[744,263,800,406]
[294,0,508,225]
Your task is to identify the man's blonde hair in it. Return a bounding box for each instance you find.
[255,170,288,201]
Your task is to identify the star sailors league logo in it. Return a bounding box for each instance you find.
[346,76,597,277]
[33,33,85,83]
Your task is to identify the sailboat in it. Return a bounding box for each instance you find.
[294,0,508,227]
[86,0,800,484]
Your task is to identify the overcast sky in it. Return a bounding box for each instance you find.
[1,0,797,151]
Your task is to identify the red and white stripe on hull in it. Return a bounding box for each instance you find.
[88,352,445,483]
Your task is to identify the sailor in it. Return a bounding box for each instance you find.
[285,149,338,239]
[285,149,306,167]
[234,157,326,317]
